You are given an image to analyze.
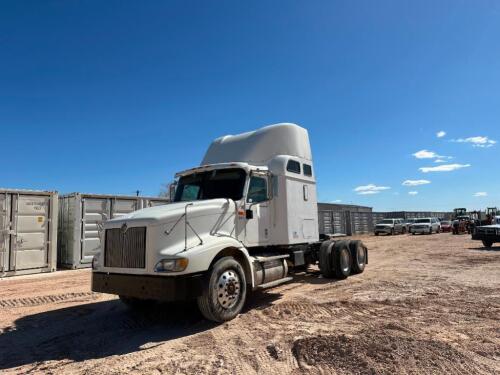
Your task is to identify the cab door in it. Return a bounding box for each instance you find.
[244,173,271,246]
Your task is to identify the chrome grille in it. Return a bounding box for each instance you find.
[104,227,146,268]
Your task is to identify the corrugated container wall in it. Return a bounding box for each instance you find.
[373,211,453,221]
[58,193,169,269]
[0,189,58,277]
[317,203,373,236]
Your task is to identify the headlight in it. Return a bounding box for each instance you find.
[92,255,99,270]
[155,258,189,272]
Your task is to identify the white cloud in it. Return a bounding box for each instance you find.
[408,191,418,195]
[412,149,452,160]
[331,199,342,203]
[419,163,471,173]
[453,136,497,148]
[413,149,440,159]
[402,179,431,186]
[434,159,447,163]
[354,184,391,195]
[437,131,446,138]
[474,192,487,197]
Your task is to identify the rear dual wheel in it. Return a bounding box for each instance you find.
[319,240,366,279]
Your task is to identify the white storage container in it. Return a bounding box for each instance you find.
[58,193,169,269]
[0,189,58,277]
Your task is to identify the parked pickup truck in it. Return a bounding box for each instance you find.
[91,123,368,322]
[472,217,500,248]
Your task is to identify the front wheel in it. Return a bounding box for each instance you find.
[197,257,247,322]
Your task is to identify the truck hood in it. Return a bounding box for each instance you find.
[104,199,237,227]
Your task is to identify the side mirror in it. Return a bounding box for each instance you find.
[245,209,254,219]
[168,182,177,202]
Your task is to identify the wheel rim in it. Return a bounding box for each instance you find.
[216,269,241,309]
[340,249,350,273]
[357,246,366,266]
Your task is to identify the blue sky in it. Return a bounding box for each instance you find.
[1,1,498,211]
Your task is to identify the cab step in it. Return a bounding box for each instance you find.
[256,276,293,290]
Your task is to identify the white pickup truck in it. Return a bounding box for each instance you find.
[92,123,368,322]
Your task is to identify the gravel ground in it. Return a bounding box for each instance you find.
[0,233,498,374]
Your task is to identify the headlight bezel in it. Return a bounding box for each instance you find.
[154,257,189,273]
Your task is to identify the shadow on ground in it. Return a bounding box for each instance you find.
[468,245,500,251]
[0,287,284,370]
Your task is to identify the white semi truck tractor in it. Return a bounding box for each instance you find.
[92,123,368,322]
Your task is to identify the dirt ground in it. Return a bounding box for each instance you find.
[0,233,499,374]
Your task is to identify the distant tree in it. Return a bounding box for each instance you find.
[159,183,169,198]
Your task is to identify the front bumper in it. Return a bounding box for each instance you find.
[412,227,430,234]
[92,272,204,301]
[374,227,392,234]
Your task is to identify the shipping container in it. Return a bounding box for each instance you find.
[376,211,453,220]
[318,203,372,236]
[58,193,169,269]
[0,189,58,277]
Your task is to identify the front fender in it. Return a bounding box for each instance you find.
[162,236,255,286]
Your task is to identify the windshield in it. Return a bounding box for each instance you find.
[379,219,394,224]
[416,218,431,223]
[174,168,247,202]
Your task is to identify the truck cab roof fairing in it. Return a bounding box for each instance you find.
[201,123,312,165]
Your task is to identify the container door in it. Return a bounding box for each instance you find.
[81,198,110,264]
[110,198,139,219]
[11,194,50,271]
[0,193,11,272]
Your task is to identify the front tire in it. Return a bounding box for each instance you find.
[197,257,247,322]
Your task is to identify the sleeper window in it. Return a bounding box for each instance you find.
[286,160,301,174]
[303,164,312,177]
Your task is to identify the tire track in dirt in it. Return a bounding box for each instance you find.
[0,292,96,308]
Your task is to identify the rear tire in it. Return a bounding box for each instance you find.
[319,240,335,278]
[349,240,367,274]
[333,241,351,279]
[482,240,493,248]
[197,257,247,323]
[375,232,379,236]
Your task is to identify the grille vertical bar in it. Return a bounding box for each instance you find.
[104,227,146,268]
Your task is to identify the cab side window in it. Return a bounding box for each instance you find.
[247,176,268,203]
